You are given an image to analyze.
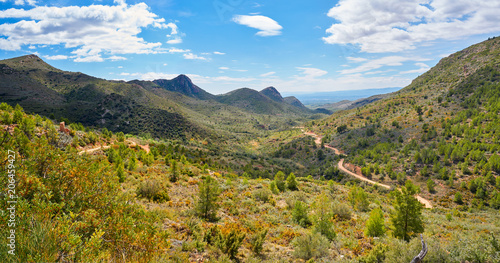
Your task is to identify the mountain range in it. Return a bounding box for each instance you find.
[0,55,325,140]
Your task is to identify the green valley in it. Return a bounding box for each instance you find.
[1,37,500,263]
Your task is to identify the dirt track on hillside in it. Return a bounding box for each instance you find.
[303,129,433,209]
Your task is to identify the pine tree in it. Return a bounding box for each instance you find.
[274,171,286,192]
[287,172,298,190]
[170,159,178,182]
[312,193,336,241]
[128,153,137,171]
[365,208,386,237]
[427,179,436,193]
[390,180,424,241]
[116,163,125,183]
[292,201,311,227]
[196,176,220,221]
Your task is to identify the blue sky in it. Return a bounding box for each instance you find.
[1,0,500,94]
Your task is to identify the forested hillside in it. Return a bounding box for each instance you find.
[309,37,500,211]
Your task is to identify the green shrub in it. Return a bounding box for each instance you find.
[249,229,268,256]
[292,232,329,261]
[454,192,463,204]
[136,180,170,202]
[253,188,272,203]
[358,243,388,263]
[269,181,279,195]
[204,225,245,260]
[2,112,12,125]
[332,200,352,220]
[348,185,369,212]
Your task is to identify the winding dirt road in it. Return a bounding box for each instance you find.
[78,145,111,155]
[303,129,433,209]
[78,139,149,155]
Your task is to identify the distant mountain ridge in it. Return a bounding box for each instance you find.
[0,54,321,139]
[153,75,215,100]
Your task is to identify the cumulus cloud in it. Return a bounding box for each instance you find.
[0,2,180,61]
[213,51,225,55]
[323,0,500,53]
[232,15,283,36]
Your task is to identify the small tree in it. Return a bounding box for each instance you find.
[269,181,279,194]
[454,192,463,204]
[348,185,370,212]
[170,159,179,182]
[116,132,125,142]
[292,201,311,227]
[116,163,125,183]
[365,208,386,237]
[312,193,336,241]
[287,172,298,191]
[390,180,424,241]
[427,179,436,193]
[127,153,137,171]
[196,176,220,222]
[274,171,286,192]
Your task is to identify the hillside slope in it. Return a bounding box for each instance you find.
[309,37,500,209]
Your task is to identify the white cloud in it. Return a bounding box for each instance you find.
[212,76,256,82]
[296,67,328,79]
[167,48,190,53]
[43,54,68,60]
[167,38,182,44]
[323,0,500,53]
[13,0,36,6]
[260,71,276,77]
[165,22,184,44]
[219,66,248,72]
[74,55,104,63]
[183,53,207,60]
[0,2,178,61]
[213,51,225,55]
[339,56,428,74]
[347,57,368,63]
[232,15,283,36]
[400,62,430,74]
[109,55,127,61]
